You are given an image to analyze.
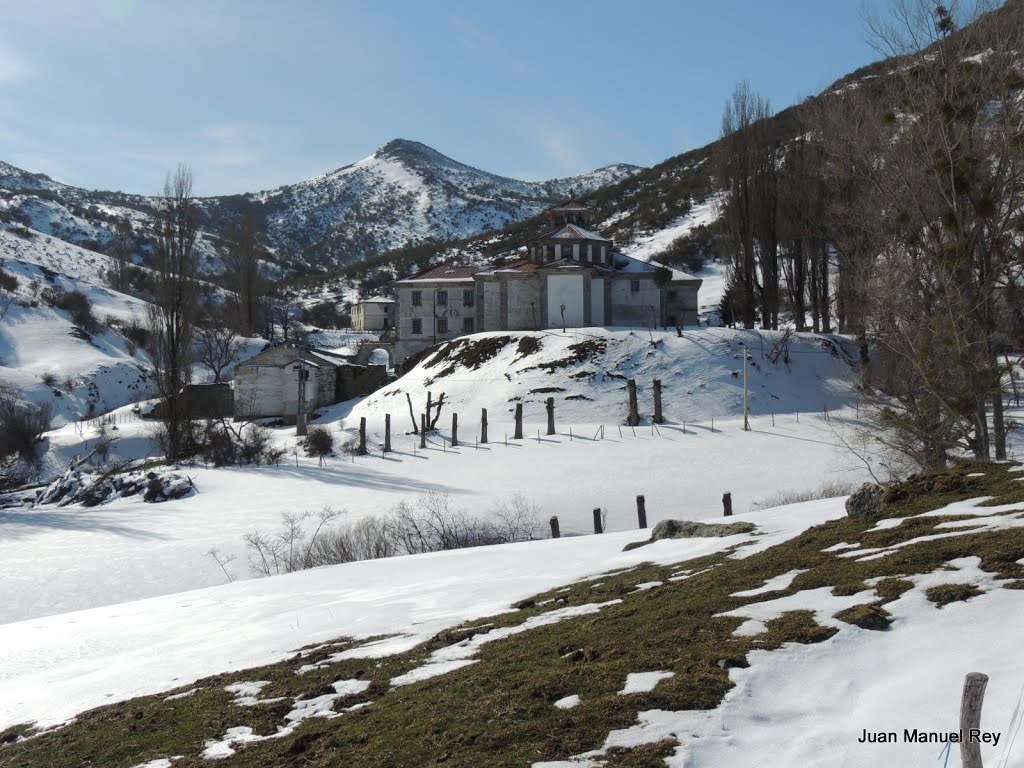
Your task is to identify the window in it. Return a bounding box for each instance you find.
[411,318,422,335]
[437,317,448,334]
[630,279,641,293]
[411,290,422,307]
[436,290,448,306]
[463,317,475,333]
[463,289,474,307]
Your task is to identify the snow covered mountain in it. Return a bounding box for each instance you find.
[0,141,640,276]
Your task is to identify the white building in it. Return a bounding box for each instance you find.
[351,297,395,331]
[392,202,701,362]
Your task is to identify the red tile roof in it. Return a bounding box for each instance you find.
[399,264,481,282]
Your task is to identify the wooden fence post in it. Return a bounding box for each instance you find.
[546,397,555,436]
[420,414,427,448]
[549,516,560,539]
[358,417,367,456]
[722,492,733,517]
[960,672,989,768]
[514,403,523,439]
[451,413,458,447]
[653,379,664,424]
[384,413,392,452]
[481,408,488,444]
[593,507,603,534]
[636,494,648,529]
[627,379,640,426]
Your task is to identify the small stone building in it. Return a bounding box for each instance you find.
[392,201,701,363]
[233,343,387,422]
[351,297,395,331]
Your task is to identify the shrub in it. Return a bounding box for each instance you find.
[0,266,18,293]
[243,493,543,576]
[304,427,334,465]
[40,288,99,333]
[0,388,54,463]
[40,372,58,388]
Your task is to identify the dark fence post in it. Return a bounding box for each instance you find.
[960,673,988,768]
[593,507,603,534]
[627,379,640,426]
[481,408,488,444]
[384,413,392,452]
[653,379,664,424]
[420,414,427,448]
[451,413,459,447]
[514,403,523,439]
[636,494,647,529]
[549,516,560,539]
[358,417,367,455]
[546,397,555,436]
[722,492,733,517]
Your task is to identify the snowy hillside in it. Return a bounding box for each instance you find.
[353,327,859,426]
[0,226,155,425]
[1,140,641,277]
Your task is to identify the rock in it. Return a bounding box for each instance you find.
[623,519,756,551]
[845,483,884,518]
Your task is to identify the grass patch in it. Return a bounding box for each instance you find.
[4,462,1024,767]
[423,336,512,378]
[522,339,608,374]
[834,603,893,630]
[514,335,541,361]
[874,577,915,602]
[925,583,984,607]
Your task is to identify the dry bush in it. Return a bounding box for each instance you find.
[0,387,54,464]
[243,493,544,576]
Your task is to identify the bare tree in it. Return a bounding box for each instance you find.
[195,322,242,383]
[224,209,265,335]
[107,219,134,293]
[147,164,200,462]
[717,81,777,329]
[831,0,1024,466]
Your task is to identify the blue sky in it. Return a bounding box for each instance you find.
[0,1,880,196]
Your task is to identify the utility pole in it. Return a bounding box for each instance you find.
[743,349,750,432]
[295,344,308,436]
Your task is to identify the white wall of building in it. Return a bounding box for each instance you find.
[546,274,585,327]
[591,278,605,324]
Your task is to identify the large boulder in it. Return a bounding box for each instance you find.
[845,483,885,518]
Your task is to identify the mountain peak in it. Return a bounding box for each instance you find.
[374,138,453,166]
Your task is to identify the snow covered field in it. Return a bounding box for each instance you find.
[0,504,822,732]
[3,493,1024,768]
[3,407,874,625]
